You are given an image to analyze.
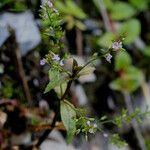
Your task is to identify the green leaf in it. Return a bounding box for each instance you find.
[115,51,132,71]
[129,0,148,11]
[100,115,107,121]
[93,0,113,11]
[119,19,141,44]
[103,0,113,9]
[143,46,150,57]
[0,0,12,8]
[64,16,75,30]
[61,100,76,143]
[55,0,87,19]
[110,2,136,20]
[44,69,68,93]
[97,32,115,48]
[109,134,127,148]
[78,66,95,77]
[110,67,143,93]
[75,20,86,30]
[66,0,87,19]
[54,83,67,98]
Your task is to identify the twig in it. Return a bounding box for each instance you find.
[15,47,32,104]
[76,27,83,56]
[123,92,147,150]
[7,31,32,105]
[28,123,65,132]
[93,0,113,32]
[60,80,73,100]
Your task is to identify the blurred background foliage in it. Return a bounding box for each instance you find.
[0,0,150,150]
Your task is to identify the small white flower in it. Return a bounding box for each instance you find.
[60,60,64,66]
[103,133,108,138]
[47,0,53,8]
[93,123,97,128]
[105,53,112,63]
[52,54,60,61]
[89,128,94,134]
[87,121,91,126]
[40,58,46,66]
[112,41,122,51]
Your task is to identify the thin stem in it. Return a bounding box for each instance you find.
[60,84,63,98]
[100,120,114,124]
[93,0,112,32]
[7,31,32,105]
[60,80,72,100]
[36,78,73,147]
[77,49,111,75]
[15,47,32,105]
[76,27,83,56]
[123,92,147,150]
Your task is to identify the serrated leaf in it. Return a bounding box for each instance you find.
[44,70,68,93]
[110,2,136,20]
[119,19,141,44]
[61,100,76,143]
[97,32,115,48]
[115,51,132,71]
